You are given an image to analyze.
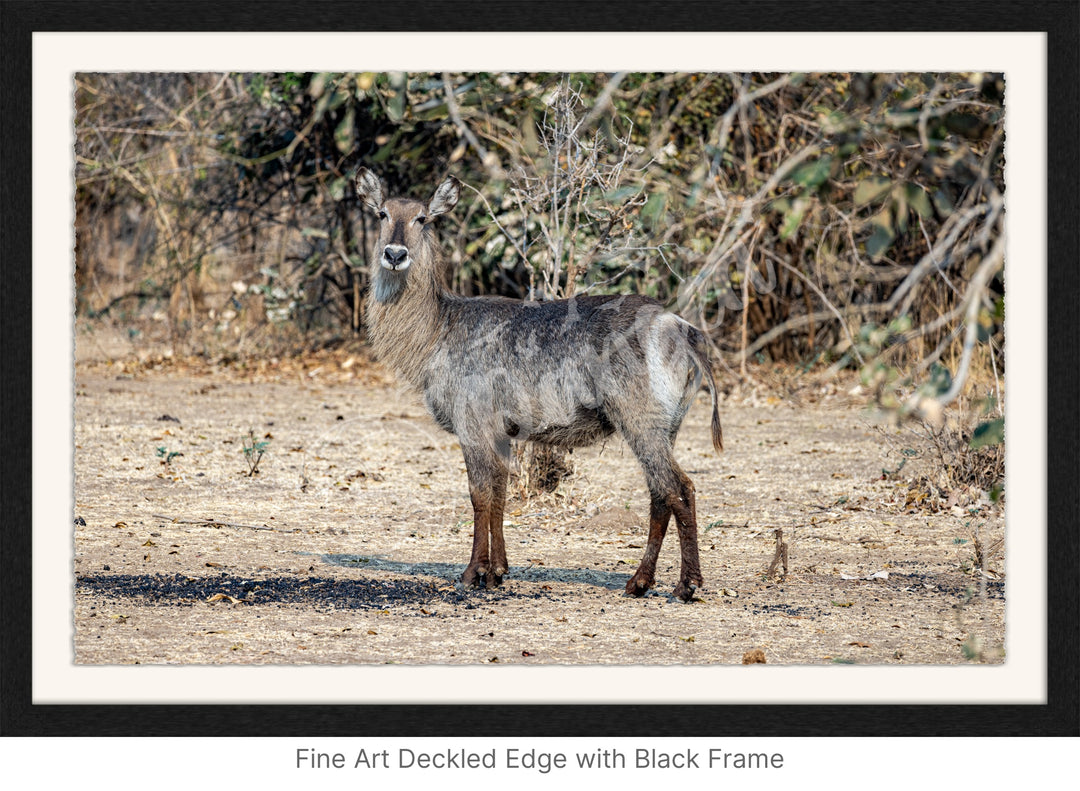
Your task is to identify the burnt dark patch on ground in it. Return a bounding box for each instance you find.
[750,603,814,617]
[323,553,632,591]
[890,573,1005,600]
[76,573,557,611]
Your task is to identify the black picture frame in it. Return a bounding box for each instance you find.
[2,0,1077,738]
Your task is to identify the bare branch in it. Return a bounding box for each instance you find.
[443,72,505,181]
[907,230,1005,415]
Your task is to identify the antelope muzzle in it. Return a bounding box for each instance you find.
[381,244,411,271]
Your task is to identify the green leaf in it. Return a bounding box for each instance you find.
[334,106,355,154]
[932,188,954,217]
[312,90,331,123]
[602,185,644,203]
[887,314,913,334]
[853,176,892,206]
[326,90,347,113]
[924,363,953,396]
[328,177,348,202]
[371,133,400,163]
[864,209,895,261]
[640,192,667,230]
[969,418,1004,449]
[387,72,407,123]
[791,156,832,190]
[906,183,934,218]
[892,183,909,235]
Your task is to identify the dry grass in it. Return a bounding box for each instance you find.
[892,418,1004,515]
[513,444,575,499]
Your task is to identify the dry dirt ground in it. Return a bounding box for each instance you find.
[73,346,1004,666]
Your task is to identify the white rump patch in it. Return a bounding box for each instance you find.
[646,314,691,418]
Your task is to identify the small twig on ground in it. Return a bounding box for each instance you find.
[766,527,789,580]
[151,513,299,533]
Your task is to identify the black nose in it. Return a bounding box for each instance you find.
[384,247,407,266]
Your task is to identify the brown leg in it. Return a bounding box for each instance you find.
[670,469,703,601]
[620,424,704,602]
[461,446,510,590]
[625,497,671,596]
[462,483,490,589]
[485,468,509,589]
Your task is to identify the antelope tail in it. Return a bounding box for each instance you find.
[688,330,723,453]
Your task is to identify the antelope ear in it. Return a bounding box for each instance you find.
[427,176,461,217]
[355,168,384,212]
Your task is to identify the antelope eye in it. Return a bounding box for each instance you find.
[415,214,428,225]
[377,210,388,221]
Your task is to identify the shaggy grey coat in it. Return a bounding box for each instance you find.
[356,168,722,600]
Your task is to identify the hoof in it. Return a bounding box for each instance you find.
[625,575,653,597]
[672,580,698,602]
[485,572,504,590]
[462,565,487,588]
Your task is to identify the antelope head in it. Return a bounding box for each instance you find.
[355,168,460,291]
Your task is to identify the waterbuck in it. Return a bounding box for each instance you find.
[356,168,723,601]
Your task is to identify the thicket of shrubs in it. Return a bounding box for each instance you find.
[75,71,1005,473]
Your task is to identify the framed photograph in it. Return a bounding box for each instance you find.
[2,0,1076,766]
